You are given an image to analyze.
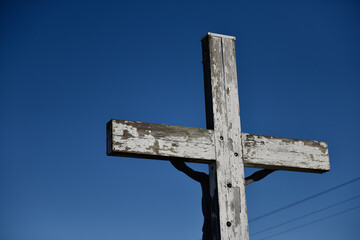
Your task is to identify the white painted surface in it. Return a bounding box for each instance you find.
[108,120,329,173]
[242,133,329,172]
[106,32,331,240]
[108,119,215,162]
[204,34,249,240]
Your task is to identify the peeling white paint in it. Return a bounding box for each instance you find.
[108,120,330,172]
[106,32,330,240]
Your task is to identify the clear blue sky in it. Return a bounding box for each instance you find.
[1,0,359,239]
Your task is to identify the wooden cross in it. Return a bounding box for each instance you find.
[106,33,330,240]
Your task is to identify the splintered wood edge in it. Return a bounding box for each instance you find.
[107,119,330,173]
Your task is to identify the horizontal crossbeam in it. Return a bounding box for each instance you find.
[107,119,215,162]
[107,119,330,173]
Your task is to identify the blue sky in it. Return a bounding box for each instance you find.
[1,0,359,239]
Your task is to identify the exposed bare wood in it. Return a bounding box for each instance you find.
[242,133,330,173]
[107,120,330,173]
[202,32,221,240]
[202,33,249,240]
[107,119,215,163]
[106,32,331,240]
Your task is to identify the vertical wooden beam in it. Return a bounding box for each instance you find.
[202,33,249,240]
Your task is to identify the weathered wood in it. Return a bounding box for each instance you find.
[106,32,331,240]
[202,33,249,240]
[242,133,330,173]
[107,120,330,173]
[107,119,215,162]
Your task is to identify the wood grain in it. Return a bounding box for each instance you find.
[107,120,330,173]
[242,133,329,173]
[106,32,331,240]
[107,119,215,162]
[203,33,249,240]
